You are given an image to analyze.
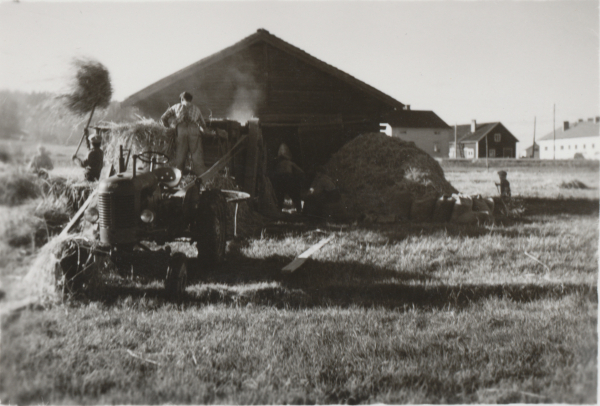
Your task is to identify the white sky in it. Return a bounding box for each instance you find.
[0,0,598,152]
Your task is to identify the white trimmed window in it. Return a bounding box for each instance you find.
[488,148,496,157]
[494,133,501,142]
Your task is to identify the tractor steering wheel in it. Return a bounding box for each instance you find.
[136,151,170,165]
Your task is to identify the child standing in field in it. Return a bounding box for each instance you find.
[496,170,511,199]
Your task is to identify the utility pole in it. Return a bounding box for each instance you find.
[485,134,489,170]
[553,104,556,160]
[454,124,458,159]
[531,116,536,158]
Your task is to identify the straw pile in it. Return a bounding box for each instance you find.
[325,133,457,218]
[0,168,40,206]
[41,176,96,213]
[101,119,176,169]
[22,234,93,303]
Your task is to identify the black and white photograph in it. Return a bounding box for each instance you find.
[0,0,598,404]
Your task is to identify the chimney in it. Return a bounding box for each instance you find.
[405,105,411,111]
[578,118,583,122]
[596,116,600,123]
[563,121,570,131]
[471,120,477,133]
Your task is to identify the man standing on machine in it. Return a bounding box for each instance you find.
[161,91,209,176]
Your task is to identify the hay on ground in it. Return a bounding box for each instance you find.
[559,180,589,189]
[22,235,92,303]
[0,167,40,206]
[325,133,457,218]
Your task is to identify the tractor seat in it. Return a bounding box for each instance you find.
[153,167,182,188]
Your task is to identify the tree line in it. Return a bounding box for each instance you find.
[0,90,138,144]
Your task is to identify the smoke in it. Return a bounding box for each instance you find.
[226,67,263,123]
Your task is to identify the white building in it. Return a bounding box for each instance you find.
[383,108,451,158]
[538,118,600,160]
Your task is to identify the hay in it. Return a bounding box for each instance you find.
[41,175,96,213]
[0,167,40,206]
[1,198,70,249]
[559,180,589,189]
[22,234,90,303]
[101,119,176,170]
[64,58,112,116]
[325,133,457,217]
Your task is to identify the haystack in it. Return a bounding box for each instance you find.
[101,119,176,169]
[325,133,457,218]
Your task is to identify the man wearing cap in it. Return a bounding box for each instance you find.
[161,91,209,176]
[29,145,54,177]
[271,143,304,212]
[72,129,104,181]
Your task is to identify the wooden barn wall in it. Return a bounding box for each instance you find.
[264,45,392,118]
[134,43,267,119]
[477,124,518,158]
[133,42,394,122]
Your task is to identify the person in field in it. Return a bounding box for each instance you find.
[496,170,511,199]
[161,91,209,176]
[29,145,54,177]
[72,131,104,181]
[303,165,341,217]
[271,143,304,213]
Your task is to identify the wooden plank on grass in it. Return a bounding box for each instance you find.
[282,235,334,272]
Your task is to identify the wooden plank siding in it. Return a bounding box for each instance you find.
[133,42,394,123]
[477,124,518,158]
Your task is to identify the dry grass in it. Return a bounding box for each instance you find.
[0,167,40,206]
[0,157,597,405]
[445,166,598,199]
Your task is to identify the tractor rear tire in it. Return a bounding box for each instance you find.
[165,253,188,298]
[194,190,228,269]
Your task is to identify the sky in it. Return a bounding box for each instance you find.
[0,0,598,153]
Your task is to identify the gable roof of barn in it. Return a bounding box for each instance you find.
[448,122,519,144]
[123,29,405,110]
[384,110,450,129]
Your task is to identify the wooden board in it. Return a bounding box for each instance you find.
[281,235,334,272]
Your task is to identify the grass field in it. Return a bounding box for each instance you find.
[0,146,597,404]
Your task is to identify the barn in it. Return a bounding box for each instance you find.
[449,120,519,159]
[122,29,406,175]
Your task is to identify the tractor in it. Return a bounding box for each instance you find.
[55,119,266,298]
